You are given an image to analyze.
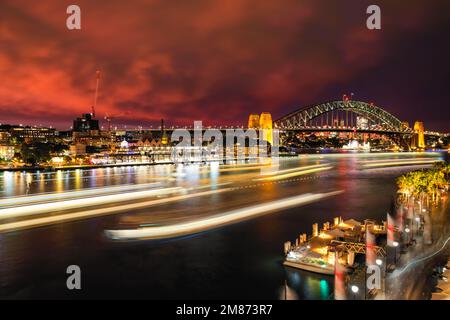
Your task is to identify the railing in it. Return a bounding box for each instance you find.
[330,240,387,257]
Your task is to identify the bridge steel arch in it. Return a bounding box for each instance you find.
[274,101,406,132]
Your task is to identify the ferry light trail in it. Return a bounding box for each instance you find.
[105,190,343,241]
[362,159,439,168]
[0,182,162,208]
[259,163,327,176]
[0,186,183,220]
[0,188,233,233]
[254,166,333,181]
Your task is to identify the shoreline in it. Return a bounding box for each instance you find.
[0,161,172,172]
[1,150,446,173]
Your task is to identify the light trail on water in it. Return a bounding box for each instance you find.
[0,188,233,233]
[0,186,183,220]
[0,182,162,207]
[254,166,333,181]
[105,190,344,241]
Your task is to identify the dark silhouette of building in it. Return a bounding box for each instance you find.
[73,113,99,133]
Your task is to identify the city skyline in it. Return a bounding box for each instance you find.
[1,0,450,131]
[1,1,450,304]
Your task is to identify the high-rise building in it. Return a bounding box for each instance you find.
[73,113,99,133]
[71,113,109,147]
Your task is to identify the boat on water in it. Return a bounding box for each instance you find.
[284,249,334,275]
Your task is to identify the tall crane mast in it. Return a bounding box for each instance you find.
[91,70,101,118]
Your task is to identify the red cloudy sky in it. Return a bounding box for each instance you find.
[0,0,449,131]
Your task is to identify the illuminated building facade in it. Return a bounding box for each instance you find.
[0,124,56,143]
[11,127,56,141]
[69,143,87,156]
[0,145,15,160]
[0,130,10,144]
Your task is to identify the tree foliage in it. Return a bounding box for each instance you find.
[396,161,450,204]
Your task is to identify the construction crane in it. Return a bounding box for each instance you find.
[91,70,101,118]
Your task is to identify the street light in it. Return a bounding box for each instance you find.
[393,241,399,265]
[351,285,359,300]
[376,259,383,266]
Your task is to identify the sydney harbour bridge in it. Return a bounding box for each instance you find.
[127,98,434,149]
[246,98,429,150]
[273,100,408,134]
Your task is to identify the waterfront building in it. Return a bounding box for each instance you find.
[136,138,167,151]
[0,124,57,143]
[0,130,10,144]
[0,145,15,160]
[69,143,87,156]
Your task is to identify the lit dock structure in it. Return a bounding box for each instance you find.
[283,217,387,276]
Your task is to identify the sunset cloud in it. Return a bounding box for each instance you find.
[0,0,449,131]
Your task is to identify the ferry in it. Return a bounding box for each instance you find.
[283,217,386,275]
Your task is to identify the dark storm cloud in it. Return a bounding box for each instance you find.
[0,0,449,131]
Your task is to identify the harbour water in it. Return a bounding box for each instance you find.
[0,152,445,299]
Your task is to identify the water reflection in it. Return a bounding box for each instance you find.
[285,267,333,300]
[0,152,445,299]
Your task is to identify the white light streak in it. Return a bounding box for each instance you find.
[105,190,343,240]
